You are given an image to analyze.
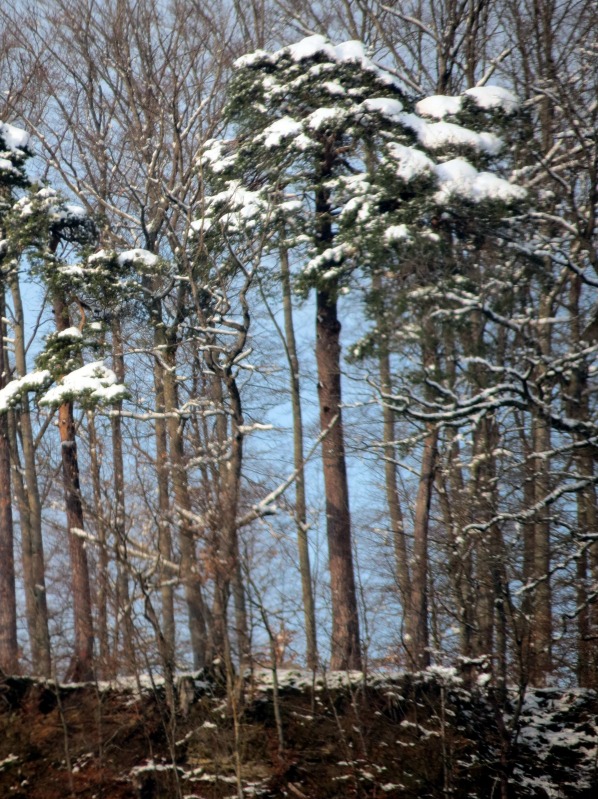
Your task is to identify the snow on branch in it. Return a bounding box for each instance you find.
[39,361,127,408]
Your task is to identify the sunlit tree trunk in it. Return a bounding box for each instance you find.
[162,336,211,671]
[152,342,176,670]
[8,274,51,676]
[280,244,318,669]
[209,369,249,670]
[404,421,437,670]
[223,372,250,668]
[53,294,94,682]
[87,411,110,676]
[373,270,411,615]
[315,180,361,671]
[316,285,362,671]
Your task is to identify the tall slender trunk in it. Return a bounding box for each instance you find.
[440,430,476,660]
[153,350,176,669]
[280,244,318,669]
[316,287,361,670]
[315,178,361,671]
[87,412,110,676]
[528,414,552,684]
[53,294,94,682]
[162,342,210,670]
[472,417,496,659]
[519,415,536,682]
[404,424,437,670]
[436,325,472,660]
[569,273,598,687]
[207,360,250,675]
[528,294,553,685]
[222,372,250,669]
[471,415,508,682]
[0,294,18,674]
[378,327,411,611]
[147,287,177,672]
[8,274,51,676]
[210,374,231,663]
[111,318,135,675]
[574,466,598,688]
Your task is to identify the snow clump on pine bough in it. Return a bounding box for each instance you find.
[0,121,30,152]
[416,86,520,119]
[235,34,402,88]
[39,361,127,407]
[198,34,525,245]
[0,370,52,413]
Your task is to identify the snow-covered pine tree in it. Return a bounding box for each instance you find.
[196,34,525,670]
[0,125,131,680]
[0,121,30,673]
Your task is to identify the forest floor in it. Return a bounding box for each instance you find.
[0,667,597,798]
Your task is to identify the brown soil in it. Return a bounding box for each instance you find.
[0,671,596,798]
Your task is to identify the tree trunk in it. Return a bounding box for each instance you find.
[568,273,598,687]
[210,373,232,663]
[316,287,361,670]
[87,412,110,677]
[527,290,554,685]
[8,274,51,676]
[472,416,496,659]
[436,322,473,661]
[163,342,210,670]
[110,318,135,675]
[0,294,19,674]
[152,347,176,670]
[528,414,553,685]
[378,336,412,612]
[404,423,437,670]
[313,172,361,671]
[280,244,318,669]
[53,295,94,682]
[222,372,250,669]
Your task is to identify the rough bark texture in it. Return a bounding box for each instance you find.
[0,297,19,674]
[58,398,95,682]
[528,416,553,685]
[224,374,250,668]
[53,296,94,682]
[8,275,51,676]
[152,347,176,669]
[569,274,598,687]
[110,319,136,675]
[87,413,110,675]
[313,169,361,671]
[404,425,437,671]
[527,293,554,685]
[316,288,361,671]
[378,338,411,611]
[280,244,318,669]
[163,343,210,670]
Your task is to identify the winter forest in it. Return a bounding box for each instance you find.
[0,0,597,696]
